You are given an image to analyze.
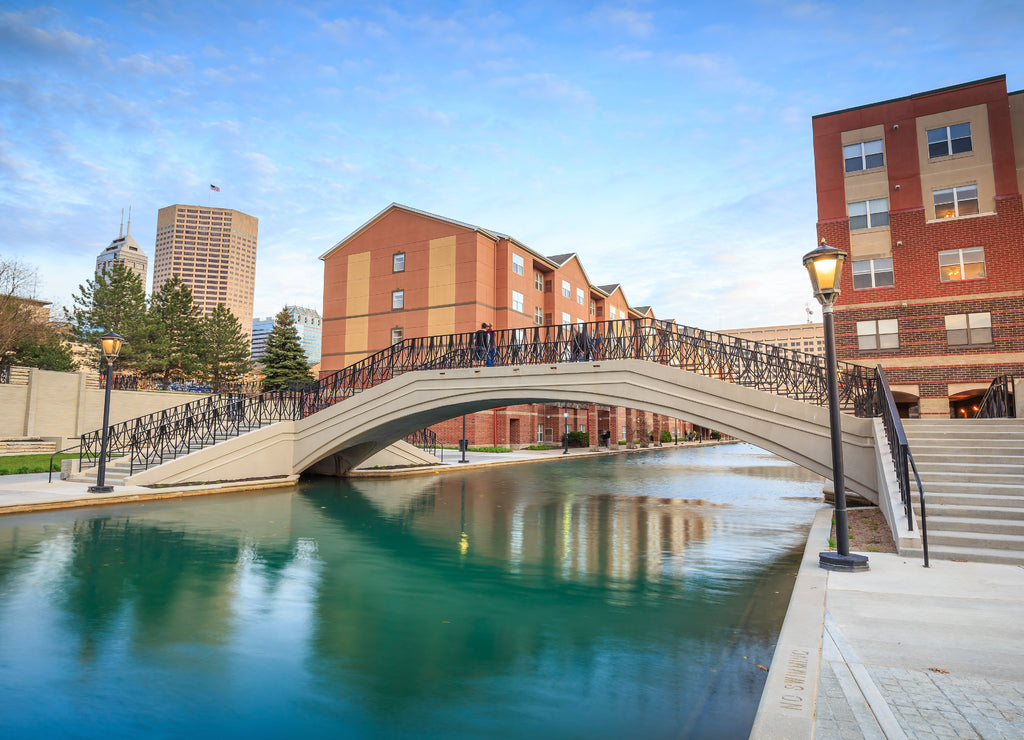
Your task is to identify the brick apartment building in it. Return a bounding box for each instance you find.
[319,203,692,447]
[813,75,1024,418]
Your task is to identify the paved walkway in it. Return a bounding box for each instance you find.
[752,508,1024,739]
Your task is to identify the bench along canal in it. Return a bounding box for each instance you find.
[0,443,824,738]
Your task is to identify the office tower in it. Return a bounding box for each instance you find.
[96,209,147,284]
[813,74,1024,418]
[152,204,258,335]
[251,306,322,364]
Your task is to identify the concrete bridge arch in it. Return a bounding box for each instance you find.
[126,359,878,501]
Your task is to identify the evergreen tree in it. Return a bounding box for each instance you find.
[145,276,203,386]
[262,308,313,391]
[201,303,253,385]
[70,263,148,369]
[9,327,77,372]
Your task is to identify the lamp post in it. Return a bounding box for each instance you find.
[803,240,868,572]
[563,408,569,454]
[88,331,124,493]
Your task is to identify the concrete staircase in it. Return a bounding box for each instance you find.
[902,419,1024,565]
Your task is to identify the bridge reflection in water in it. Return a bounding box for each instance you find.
[0,444,823,739]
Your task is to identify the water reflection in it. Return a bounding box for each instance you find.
[0,444,822,739]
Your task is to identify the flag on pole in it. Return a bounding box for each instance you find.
[210,184,221,192]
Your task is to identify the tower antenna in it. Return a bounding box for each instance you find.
[119,208,124,238]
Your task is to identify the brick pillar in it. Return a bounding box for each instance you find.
[588,404,599,448]
[652,414,662,446]
[625,408,636,449]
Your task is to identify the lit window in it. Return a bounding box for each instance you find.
[512,290,524,312]
[534,306,543,325]
[934,185,979,219]
[939,247,986,282]
[852,258,894,290]
[843,139,884,173]
[848,198,889,230]
[561,312,570,326]
[393,253,405,272]
[945,312,991,346]
[512,253,524,276]
[391,327,403,344]
[856,319,899,350]
[927,123,972,158]
[576,287,585,305]
[562,280,571,298]
[535,272,543,291]
[392,290,404,310]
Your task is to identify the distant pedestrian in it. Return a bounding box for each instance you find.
[485,323,496,366]
[473,323,488,363]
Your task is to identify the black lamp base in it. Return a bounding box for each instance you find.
[819,551,869,572]
[88,485,114,493]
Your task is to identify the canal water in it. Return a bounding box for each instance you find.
[0,443,822,739]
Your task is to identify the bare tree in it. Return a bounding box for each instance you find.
[0,257,50,366]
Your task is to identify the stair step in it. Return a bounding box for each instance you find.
[924,516,1024,536]
[916,492,1024,508]
[925,529,1024,551]
[918,504,1024,520]
[915,461,1024,474]
[899,545,1024,566]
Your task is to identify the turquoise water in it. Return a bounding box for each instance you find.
[0,443,822,739]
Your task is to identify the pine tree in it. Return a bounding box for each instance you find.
[261,308,313,391]
[145,276,203,386]
[201,303,253,386]
[70,262,148,369]
[9,327,77,372]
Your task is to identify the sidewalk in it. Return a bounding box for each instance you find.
[752,507,1024,739]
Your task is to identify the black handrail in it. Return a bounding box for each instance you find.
[874,364,928,567]
[405,428,441,460]
[977,375,1015,419]
[74,317,881,478]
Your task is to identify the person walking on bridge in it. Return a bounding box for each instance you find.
[473,323,489,364]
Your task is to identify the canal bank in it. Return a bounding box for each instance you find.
[751,507,1024,740]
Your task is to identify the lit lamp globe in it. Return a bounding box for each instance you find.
[802,239,846,307]
[100,332,125,363]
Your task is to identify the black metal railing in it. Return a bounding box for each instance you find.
[98,373,265,396]
[75,317,882,477]
[874,365,928,566]
[405,428,441,460]
[0,365,9,384]
[977,375,1015,419]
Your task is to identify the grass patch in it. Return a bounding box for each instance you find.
[525,444,554,450]
[0,453,83,476]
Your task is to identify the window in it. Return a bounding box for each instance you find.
[848,198,889,230]
[512,253,524,276]
[534,272,543,291]
[393,253,405,272]
[939,247,986,282]
[561,280,571,298]
[945,312,992,346]
[934,185,979,219]
[561,312,571,326]
[856,319,898,350]
[843,139,884,172]
[927,123,972,158]
[392,290,404,310]
[576,287,585,305]
[590,300,596,316]
[512,290,524,312]
[852,258,894,289]
[608,306,616,320]
[534,306,543,325]
[391,327,403,344]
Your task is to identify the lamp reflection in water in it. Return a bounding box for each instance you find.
[803,240,868,572]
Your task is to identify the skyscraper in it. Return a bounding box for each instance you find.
[152,204,258,335]
[251,306,322,364]
[96,209,148,284]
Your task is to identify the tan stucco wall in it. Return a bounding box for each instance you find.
[0,368,208,448]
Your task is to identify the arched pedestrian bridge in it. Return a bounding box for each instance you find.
[78,319,892,505]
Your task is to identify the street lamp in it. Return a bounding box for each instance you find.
[563,408,570,454]
[803,240,868,572]
[88,331,125,493]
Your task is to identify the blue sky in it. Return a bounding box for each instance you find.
[2,1,1022,330]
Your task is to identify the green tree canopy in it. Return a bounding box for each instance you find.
[70,262,148,370]
[200,303,253,385]
[262,308,313,391]
[8,326,77,372]
[145,276,203,385]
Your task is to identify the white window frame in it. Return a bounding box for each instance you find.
[934,185,979,219]
[609,306,616,320]
[848,198,889,230]
[561,280,571,299]
[512,253,524,276]
[939,247,986,282]
[393,252,405,272]
[927,123,972,158]
[856,319,898,351]
[534,306,543,325]
[534,272,543,291]
[390,327,403,344]
[945,312,992,346]
[511,290,524,312]
[561,312,571,326]
[576,287,585,305]
[392,289,404,310]
[851,258,894,290]
[843,139,884,173]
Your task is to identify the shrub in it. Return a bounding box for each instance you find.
[566,431,589,448]
[660,430,673,443]
[709,431,721,440]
